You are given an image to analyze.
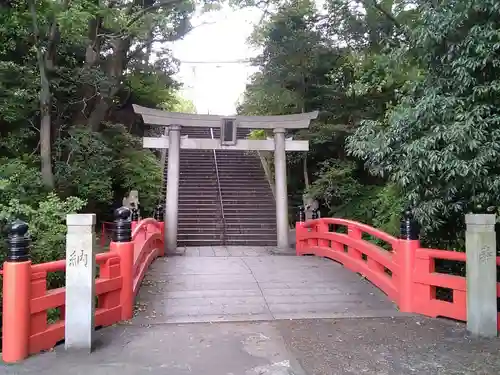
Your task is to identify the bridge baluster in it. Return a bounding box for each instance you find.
[111,207,135,320]
[154,203,164,221]
[297,206,305,222]
[2,219,32,363]
[396,209,421,313]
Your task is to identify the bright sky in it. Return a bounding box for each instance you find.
[169,6,264,115]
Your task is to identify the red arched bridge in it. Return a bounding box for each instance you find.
[1,208,499,363]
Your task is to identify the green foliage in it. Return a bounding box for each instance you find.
[52,124,163,218]
[0,159,86,265]
[166,92,197,113]
[0,0,211,343]
[347,0,500,245]
[247,129,268,140]
[54,127,115,205]
[239,0,404,233]
[307,160,362,210]
[102,123,162,213]
[239,0,500,252]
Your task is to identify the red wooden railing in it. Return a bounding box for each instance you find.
[296,218,500,330]
[100,221,114,248]
[2,218,165,363]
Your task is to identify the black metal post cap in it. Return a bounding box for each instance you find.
[114,206,131,221]
[131,207,139,222]
[298,206,305,222]
[113,206,132,243]
[7,219,30,262]
[154,204,164,221]
[400,208,419,240]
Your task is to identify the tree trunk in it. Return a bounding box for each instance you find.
[303,153,309,189]
[87,96,112,132]
[40,103,54,189]
[30,0,54,189]
[86,36,130,130]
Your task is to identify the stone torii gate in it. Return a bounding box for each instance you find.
[133,104,318,251]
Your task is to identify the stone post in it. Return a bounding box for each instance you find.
[465,213,497,337]
[65,214,96,352]
[274,127,289,248]
[165,124,181,252]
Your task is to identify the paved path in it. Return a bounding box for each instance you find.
[3,247,500,374]
[5,318,500,374]
[133,246,403,324]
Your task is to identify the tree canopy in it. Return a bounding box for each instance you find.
[238,0,500,249]
[0,0,200,267]
[1,0,499,269]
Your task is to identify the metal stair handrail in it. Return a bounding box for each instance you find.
[210,127,226,245]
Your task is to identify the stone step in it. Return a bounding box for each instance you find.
[178,183,217,187]
[223,219,276,225]
[177,194,220,199]
[178,223,221,228]
[179,183,218,187]
[178,239,225,246]
[217,168,266,172]
[178,211,221,217]
[224,232,276,238]
[225,229,277,236]
[176,161,215,165]
[222,204,276,211]
[178,172,216,176]
[178,223,221,229]
[220,190,273,194]
[178,226,221,231]
[222,200,275,205]
[219,185,270,189]
[178,219,221,225]
[218,181,268,186]
[223,207,275,212]
[220,190,273,195]
[218,173,265,177]
[178,222,222,227]
[179,202,220,207]
[178,197,219,201]
[225,222,276,228]
[178,233,224,241]
[179,228,222,234]
[223,241,277,246]
[179,210,221,215]
[216,162,262,167]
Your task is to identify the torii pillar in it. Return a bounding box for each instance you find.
[165,125,181,251]
[134,104,318,251]
[273,128,289,248]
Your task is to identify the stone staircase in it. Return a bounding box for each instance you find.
[162,127,223,247]
[161,126,277,247]
[213,128,277,246]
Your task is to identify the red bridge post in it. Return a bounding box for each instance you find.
[396,209,420,312]
[110,207,134,321]
[2,220,32,363]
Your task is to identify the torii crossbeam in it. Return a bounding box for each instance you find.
[133,104,318,250]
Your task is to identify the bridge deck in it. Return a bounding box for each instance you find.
[133,246,403,325]
[5,247,500,374]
